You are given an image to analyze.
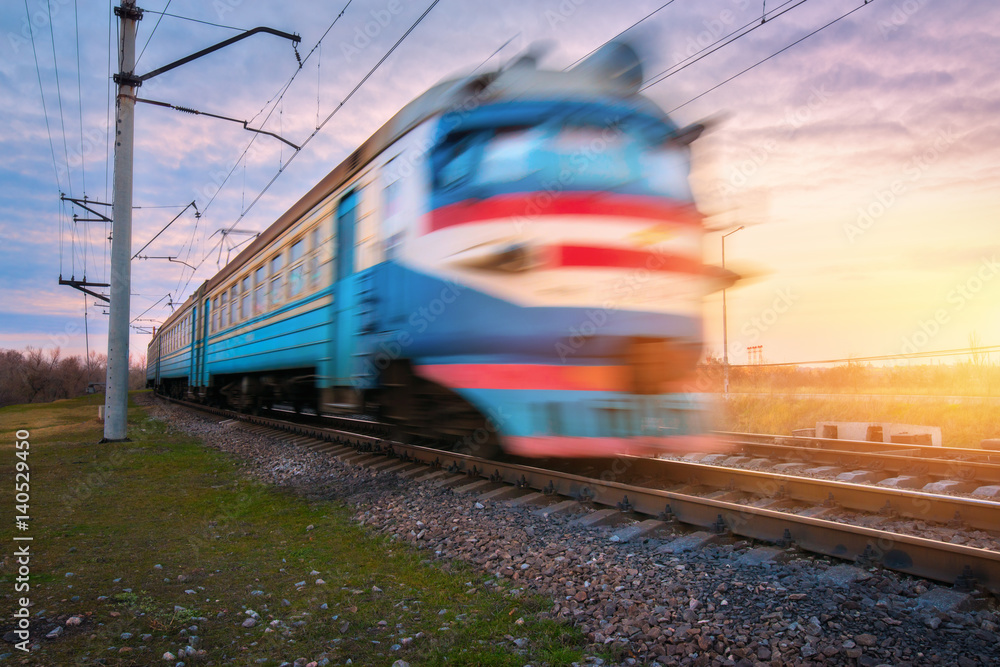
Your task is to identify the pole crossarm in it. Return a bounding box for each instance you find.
[135,97,300,149]
[135,27,301,84]
[61,194,113,223]
[59,276,111,302]
[136,255,197,271]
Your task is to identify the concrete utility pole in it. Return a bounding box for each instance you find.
[103,1,141,441]
[100,2,299,442]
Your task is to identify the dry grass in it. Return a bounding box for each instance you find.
[718,393,1000,448]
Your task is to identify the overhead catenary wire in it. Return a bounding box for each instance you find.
[640,0,808,92]
[47,0,74,196]
[74,0,86,196]
[24,0,63,193]
[566,0,679,70]
[728,343,1000,368]
[656,0,879,113]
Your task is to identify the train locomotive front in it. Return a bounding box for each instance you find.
[366,45,723,457]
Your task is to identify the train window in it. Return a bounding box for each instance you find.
[229,285,238,325]
[254,267,266,315]
[270,253,284,306]
[241,277,251,320]
[289,239,305,297]
[220,292,228,328]
[308,227,321,287]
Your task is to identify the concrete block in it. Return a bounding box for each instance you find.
[378,462,420,474]
[916,587,975,613]
[506,491,548,507]
[773,462,807,473]
[413,469,451,483]
[396,466,433,479]
[656,531,718,554]
[533,499,580,518]
[876,475,926,489]
[736,547,786,566]
[746,458,772,469]
[478,486,524,501]
[803,466,842,475]
[700,454,730,464]
[922,480,978,494]
[683,452,708,462]
[972,485,1000,498]
[366,458,406,471]
[818,564,872,587]
[722,456,753,466]
[609,519,668,543]
[836,470,882,483]
[570,509,621,528]
[452,479,494,494]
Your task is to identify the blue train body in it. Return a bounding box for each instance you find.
[147,44,728,458]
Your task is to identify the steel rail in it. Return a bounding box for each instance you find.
[162,398,1000,593]
[717,431,1000,462]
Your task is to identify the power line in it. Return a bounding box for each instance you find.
[47,0,74,195]
[567,0,679,70]
[660,0,879,113]
[640,0,807,92]
[74,0,86,196]
[23,0,63,193]
[728,344,1000,368]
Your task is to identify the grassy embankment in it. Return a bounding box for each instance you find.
[0,393,594,666]
[718,394,1000,449]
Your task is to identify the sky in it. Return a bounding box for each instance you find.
[1,0,998,367]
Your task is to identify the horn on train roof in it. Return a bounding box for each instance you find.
[572,41,644,94]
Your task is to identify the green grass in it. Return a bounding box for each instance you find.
[0,394,597,666]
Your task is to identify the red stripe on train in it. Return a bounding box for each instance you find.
[553,245,702,275]
[415,363,631,392]
[427,192,700,233]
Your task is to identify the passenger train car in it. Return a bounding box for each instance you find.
[147,43,730,458]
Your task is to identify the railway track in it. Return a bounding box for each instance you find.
[162,398,1000,595]
[705,431,1000,494]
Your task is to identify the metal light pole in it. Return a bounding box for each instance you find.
[721,225,743,397]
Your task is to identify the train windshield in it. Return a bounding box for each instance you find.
[431,101,693,207]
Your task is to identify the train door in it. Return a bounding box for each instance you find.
[333,189,358,391]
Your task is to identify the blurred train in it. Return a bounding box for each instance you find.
[146,42,731,458]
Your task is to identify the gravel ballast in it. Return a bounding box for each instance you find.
[148,399,1000,666]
